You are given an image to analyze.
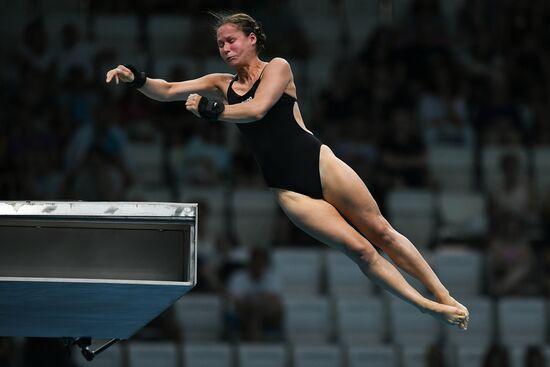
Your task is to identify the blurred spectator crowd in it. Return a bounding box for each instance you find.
[2,0,550,366]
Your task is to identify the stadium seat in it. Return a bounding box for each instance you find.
[127,341,178,367]
[497,298,546,347]
[401,346,429,367]
[325,250,373,296]
[544,346,550,366]
[273,248,322,295]
[232,188,278,249]
[455,346,486,367]
[237,343,287,367]
[534,147,550,200]
[126,139,164,186]
[183,343,233,367]
[335,296,386,344]
[445,297,495,347]
[387,189,436,250]
[292,344,343,367]
[388,298,440,347]
[283,295,332,343]
[427,146,474,191]
[437,191,488,241]
[432,247,483,296]
[173,295,223,342]
[510,346,530,367]
[347,345,398,367]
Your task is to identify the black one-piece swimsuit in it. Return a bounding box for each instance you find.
[227,76,324,199]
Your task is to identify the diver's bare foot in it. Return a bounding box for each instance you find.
[422,301,468,330]
[436,295,469,329]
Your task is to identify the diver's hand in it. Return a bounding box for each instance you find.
[105,65,134,84]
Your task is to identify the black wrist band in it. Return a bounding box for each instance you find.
[125,64,147,88]
[198,96,225,121]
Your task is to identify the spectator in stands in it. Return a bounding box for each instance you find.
[398,0,452,89]
[192,199,230,293]
[70,144,127,200]
[58,65,98,171]
[357,26,406,129]
[426,342,447,367]
[231,140,264,187]
[64,101,131,196]
[527,77,550,146]
[417,56,473,147]
[93,103,132,186]
[456,0,501,80]
[116,74,154,127]
[539,197,550,296]
[270,206,321,247]
[317,60,357,123]
[8,97,65,200]
[486,215,540,297]
[56,22,96,81]
[22,138,65,200]
[488,152,536,233]
[17,18,56,77]
[176,124,230,186]
[0,131,14,198]
[379,105,428,188]
[187,15,218,68]
[155,65,198,148]
[477,76,527,145]
[524,345,546,367]
[226,246,283,341]
[542,189,550,244]
[482,344,510,367]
